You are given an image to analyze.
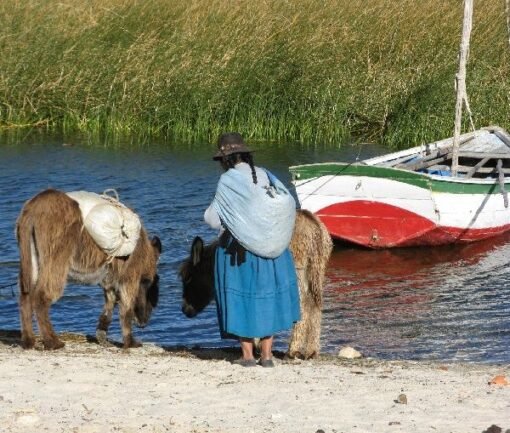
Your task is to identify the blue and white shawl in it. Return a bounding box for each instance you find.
[212,168,296,258]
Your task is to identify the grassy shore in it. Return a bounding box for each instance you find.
[0,0,508,147]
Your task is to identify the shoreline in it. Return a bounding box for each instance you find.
[1,331,509,433]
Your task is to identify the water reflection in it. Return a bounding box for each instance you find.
[323,234,510,362]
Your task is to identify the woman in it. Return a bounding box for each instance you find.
[204,132,301,367]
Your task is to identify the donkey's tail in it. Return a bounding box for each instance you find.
[295,209,333,308]
[307,211,333,309]
[16,213,36,295]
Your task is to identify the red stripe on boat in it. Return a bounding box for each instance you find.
[316,200,510,248]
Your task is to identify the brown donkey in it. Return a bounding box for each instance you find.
[16,189,162,350]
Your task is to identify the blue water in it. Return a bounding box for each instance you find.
[1,137,509,363]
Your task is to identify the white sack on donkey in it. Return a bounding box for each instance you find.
[66,190,141,257]
[212,169,296,258]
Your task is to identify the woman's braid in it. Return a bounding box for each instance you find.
[244,153,258,184]
[222,153,258,185]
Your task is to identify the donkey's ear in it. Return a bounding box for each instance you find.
[151,236,162,254]
[191,237,204,266]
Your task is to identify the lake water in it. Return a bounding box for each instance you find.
[1,136,509,363]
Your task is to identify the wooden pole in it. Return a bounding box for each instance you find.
[451,0,474,177]
[497,159,509,207]
[506,0,510,49]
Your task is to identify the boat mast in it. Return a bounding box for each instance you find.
[506,0,510,49]
[451,0,474,177]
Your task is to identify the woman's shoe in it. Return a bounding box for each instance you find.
[258,358,275,368]
[232,358,257,367]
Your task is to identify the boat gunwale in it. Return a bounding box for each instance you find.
[289,162,510,186]
[289,126,510,187]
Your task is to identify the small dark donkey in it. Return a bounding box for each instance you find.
[180,209,332,359]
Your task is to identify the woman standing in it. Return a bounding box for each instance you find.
[204,132,301,367]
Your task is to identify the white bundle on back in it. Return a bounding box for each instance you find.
[67,190,141,257]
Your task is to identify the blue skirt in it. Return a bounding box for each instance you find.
[214,245,301,339]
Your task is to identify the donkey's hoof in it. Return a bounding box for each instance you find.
[43,338,65,350]
[123,335,142,349]
[304,351,319,360]
[95,329,113,347]
[21,336,36,350]
[284,351,302,360]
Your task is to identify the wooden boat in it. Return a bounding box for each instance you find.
[289,126,510,248]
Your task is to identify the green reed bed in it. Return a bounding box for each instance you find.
[0,0,508,147]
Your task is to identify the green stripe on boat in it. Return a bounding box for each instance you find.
[289,163,502,195]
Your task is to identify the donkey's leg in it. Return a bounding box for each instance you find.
[19,291,35,349]
[286,269,308,359]
[288,305,309,359]
[287,317,306,359]
[32,261,68,350]
[118,294,141,349]
[96,286,116,346]
[33,290,65,350]
[304,301,322,360]
[17,221,38,349]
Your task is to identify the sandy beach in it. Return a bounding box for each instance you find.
[0,331,508,433]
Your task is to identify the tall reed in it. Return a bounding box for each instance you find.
[0,0,508,147]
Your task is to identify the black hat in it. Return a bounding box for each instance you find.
[213,132,253,160]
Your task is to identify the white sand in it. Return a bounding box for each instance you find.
[0,332,508,433]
